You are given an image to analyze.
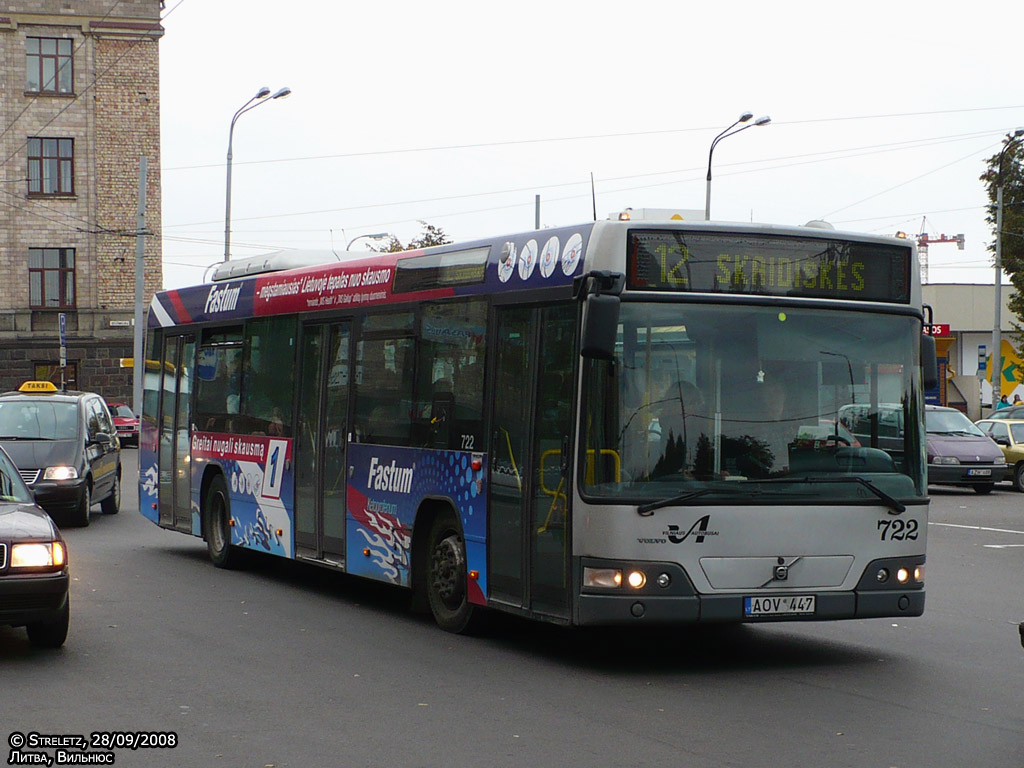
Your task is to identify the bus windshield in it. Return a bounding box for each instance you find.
[581,301,926,503]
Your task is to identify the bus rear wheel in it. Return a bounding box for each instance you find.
[426,514,477,633]
[204,474,241,569]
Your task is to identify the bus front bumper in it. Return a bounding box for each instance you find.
[577,590,925,625]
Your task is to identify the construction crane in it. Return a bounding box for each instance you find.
[895,217,964,283]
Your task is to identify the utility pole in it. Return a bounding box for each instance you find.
[133,157,147,419]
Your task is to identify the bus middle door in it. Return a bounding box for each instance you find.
[294,321,350,564]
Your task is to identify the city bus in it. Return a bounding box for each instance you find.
[140,217,936,632]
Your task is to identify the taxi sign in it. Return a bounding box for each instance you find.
[18,381,59,393]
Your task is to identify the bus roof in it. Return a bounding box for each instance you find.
[149,220,918,329]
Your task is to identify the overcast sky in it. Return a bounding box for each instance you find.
[157,0,1024,290]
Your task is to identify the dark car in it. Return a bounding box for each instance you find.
[926,405,1007,494]
[0,382,121,527]
[0,444,69,648]
[105,401,139,446]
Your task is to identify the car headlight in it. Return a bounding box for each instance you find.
[43,466,79,480]
[932,456,960,465]
[11,541,66,568]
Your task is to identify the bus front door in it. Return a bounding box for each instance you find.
[488,304,575,620]
[295,321,350,564]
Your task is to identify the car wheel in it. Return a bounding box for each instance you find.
[71,485,91,527]
[26,598,69,649]
[425,513,481,633]
[1014,464,1024,493]
[100,473,120,515]
[204,474,242,569]
[973,483,995,495]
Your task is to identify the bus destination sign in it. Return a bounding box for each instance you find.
[627,230,912,303]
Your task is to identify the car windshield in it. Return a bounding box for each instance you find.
[110,405,135,419]
[0,400,78,440]
[925,409,985,437]
[581,302,926,503]
[0,448,34,503]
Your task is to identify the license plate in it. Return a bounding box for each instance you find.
[744,595,816,617]
[967,469,991,477]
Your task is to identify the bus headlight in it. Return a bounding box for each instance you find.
[914,565,925,583]
[627,571,647,589]
[583,567,622,589]
[896,567,911,584]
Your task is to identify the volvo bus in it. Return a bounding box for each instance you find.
[140,217,936,632]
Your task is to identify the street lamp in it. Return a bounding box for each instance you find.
[990,128,1024,409]
[224,86,292,261]
[347,233,391,250]
[705,112,771,221]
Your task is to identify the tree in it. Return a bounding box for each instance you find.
[373,221,451,253]
[980,133,1024,332]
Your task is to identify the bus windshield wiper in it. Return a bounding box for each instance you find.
[637,486,749,516]
[758,476,906,515]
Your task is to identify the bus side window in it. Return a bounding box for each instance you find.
[354,333,415,447]
[241,316,297,436]
[414,300,486,451]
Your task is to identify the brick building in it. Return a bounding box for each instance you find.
[0,0,162,400]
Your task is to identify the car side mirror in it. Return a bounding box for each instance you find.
[91,433,112,447]
[995,436,1010,446]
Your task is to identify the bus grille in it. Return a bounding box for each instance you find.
[18,469,39,485]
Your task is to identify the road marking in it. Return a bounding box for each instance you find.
[983,544,1024,549]
[930,522,1024,536]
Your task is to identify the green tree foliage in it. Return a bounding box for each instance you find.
[980,133,1024,331]
[373,222,452,253]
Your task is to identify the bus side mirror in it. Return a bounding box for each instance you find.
[921,334,938,391]
[580,293,619,360]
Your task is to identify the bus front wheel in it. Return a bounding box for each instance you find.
[426,514,477,633]
[204,475,241,569]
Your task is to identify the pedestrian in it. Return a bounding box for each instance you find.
[997,394,1010,410]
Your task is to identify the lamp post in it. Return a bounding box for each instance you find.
[705,112,770,221]
[224,86,292,261]
[347,233,390,250]
[990,128,1024,409]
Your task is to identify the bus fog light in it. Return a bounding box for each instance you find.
[896,567,910,584]
[914,565,924,583]
[876,568,889,583]
[584,568,622,589]
[627,571,646,589]
[656,573,671,588]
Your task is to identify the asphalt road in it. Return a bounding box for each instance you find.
[2,454,1023,768]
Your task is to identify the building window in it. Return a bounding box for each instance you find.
[34,362,77,390]
[28,138,74,196]
[26,37,74,94]
[29,248,76,309]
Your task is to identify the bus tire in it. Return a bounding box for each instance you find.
[204,474,241,569]
[426,513,478,633]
